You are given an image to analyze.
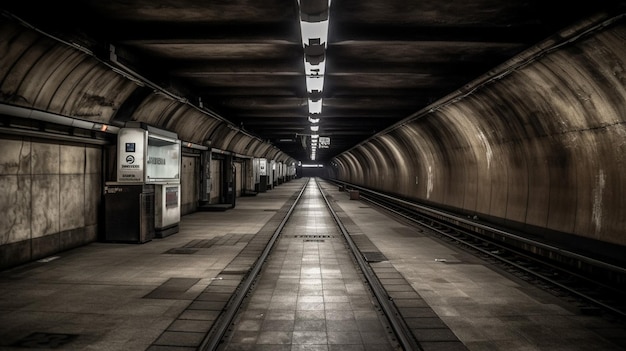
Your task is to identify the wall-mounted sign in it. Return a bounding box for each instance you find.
[117,128,147,182]
[319,136,330,148]
[146,134,180,183]
[259,158,267,176]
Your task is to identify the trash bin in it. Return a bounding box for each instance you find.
[104,183,155,243]
[349,190,360,200]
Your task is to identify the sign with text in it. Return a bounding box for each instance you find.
[319,136,330,148]
[117,128,147,182]
[146,135,180,183]
[259,158,267,176]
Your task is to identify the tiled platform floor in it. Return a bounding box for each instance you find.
[0,180,306,350]
[0,177,625,351]
[319,181,626,351]
[219,180,400,350]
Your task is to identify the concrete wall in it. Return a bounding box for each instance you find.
[299,167,329,179]
[334,21,626,249]
[0,17,296,269]
[180,155,198,215]
[0,136,101,269]
[0,19,294,171]
[235,161,242,197]
[244,159,255,194]
[210,159,222,204]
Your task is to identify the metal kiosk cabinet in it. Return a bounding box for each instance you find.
[104,184,155,243]
[145,131,181,238]
[104,123,182,242]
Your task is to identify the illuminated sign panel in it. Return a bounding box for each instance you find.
[117,128,147,182]
[146,134,180,183]
[319,136,330,148]
[117,127,181,183]
[259,158,267,176]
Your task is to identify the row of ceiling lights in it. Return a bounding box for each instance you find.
[298,0,330,161]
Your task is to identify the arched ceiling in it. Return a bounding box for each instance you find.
[1,0,623,162]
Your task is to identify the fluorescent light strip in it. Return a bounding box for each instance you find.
[308,99,322,114]
[300,21,329,48]
[299,1,331,160]
[306,76,324,93]
[305,61,325,76]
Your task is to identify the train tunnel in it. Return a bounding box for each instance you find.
[0,1,625,350]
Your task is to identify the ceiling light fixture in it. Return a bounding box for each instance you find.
[306,76,324,93]
[298,0,331,161]
[308,99,322,114]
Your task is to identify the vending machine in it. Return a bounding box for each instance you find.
[104,123,181,242]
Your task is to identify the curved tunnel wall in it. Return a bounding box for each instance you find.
[334,18,626,248]
[0,17,294,268]
[0,19,294,163]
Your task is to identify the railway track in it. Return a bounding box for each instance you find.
[329,179,626,323]
[198,178,422,351]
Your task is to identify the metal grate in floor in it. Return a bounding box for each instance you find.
[165,235,255,255]
[183,239,217,248]
[221,270,249,275]
[304,239,325,242]
[164,248,198,254]
[294,235,333,238]
[143,278,200,299]
[12,332,78,348]
[362,251,388,262]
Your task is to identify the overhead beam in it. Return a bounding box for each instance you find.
[329,24,556,44]
[110,23,301,43]
[171,60,493,77]
[325,60,492,76]
[219,99,417,111]
[218,97,307,109]
[170,59,304,76]
[185,75,304,88]
[199,87,306,97]
[328,40,525,64]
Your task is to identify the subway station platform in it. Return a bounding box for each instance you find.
[0,178,625,351]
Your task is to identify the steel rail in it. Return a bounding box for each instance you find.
[316,179,422,351]
[331,180,626,275]
[360,190,626,319]
[198,178,310,351]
